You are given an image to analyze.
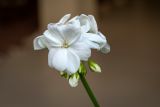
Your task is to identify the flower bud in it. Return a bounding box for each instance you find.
[69,73,79,87]
[78,62,87,76]
[88,60,101,73]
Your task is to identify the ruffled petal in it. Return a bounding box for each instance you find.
[48,48,67,72]
[88,15,98,33]
[100,43,110,54]
[85,33,106,44]
[65,49,80,74]
[84,39,100,49]
[43,30,63,48]
[33,35,46,50]
[82,33,106,49]
[68,16,79,23]
[97,32,107,48]
[97,32,110,53]
[67,16,80,28]
[79,14,91,33]
[58,14,71,24]
[47,24,65,41]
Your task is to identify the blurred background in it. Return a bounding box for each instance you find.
[0,0,160,107]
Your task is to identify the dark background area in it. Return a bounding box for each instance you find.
[0,0,38,55]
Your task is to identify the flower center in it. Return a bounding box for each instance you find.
[62,41,69,48]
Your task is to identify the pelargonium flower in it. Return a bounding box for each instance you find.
[33,14,110,87]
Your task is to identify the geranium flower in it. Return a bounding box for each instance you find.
[33,14,110,87]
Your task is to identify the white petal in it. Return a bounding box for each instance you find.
[84,39,100,49]
[79,14,90,33]
[33,35,46,50]
[67,16,80,28]
[68,16,79,23]
[97,32,107,48]
[65,49,80,74]
[88,15,98,33]
[100,43,110,54]
[47,24,64,41]
[98,32,106,39]
[82,33,106,49]
[58,14,71,24]
[85,33,106,43]
[48,48,58,67]
[47,24,65,38]
[49,48,67,72]
[61,24,81,45]
[43,29,63,47]
[70,42,91,61]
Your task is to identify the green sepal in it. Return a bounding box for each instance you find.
[70,72,80,79]
[78,62,87,76]
[60,71,69,79]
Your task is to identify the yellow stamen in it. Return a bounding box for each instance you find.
[63,41,69,48]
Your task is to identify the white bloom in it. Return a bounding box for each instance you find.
[33,17,91,74]
[33,14,111,87]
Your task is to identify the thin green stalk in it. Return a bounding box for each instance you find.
[79,73,100,107]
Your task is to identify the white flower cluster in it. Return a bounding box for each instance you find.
[33,14,110,87]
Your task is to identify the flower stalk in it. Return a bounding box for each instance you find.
[79,72,100,107]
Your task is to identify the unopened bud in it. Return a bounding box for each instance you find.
[88,60,101,73]
[69,73,79,87]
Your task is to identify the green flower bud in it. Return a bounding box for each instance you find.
[78,62,87,76]
[88,59,101,73]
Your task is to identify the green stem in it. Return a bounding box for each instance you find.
[79,73,100,107]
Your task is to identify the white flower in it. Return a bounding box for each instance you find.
[33,16,91,74]
[33,14,111,87]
